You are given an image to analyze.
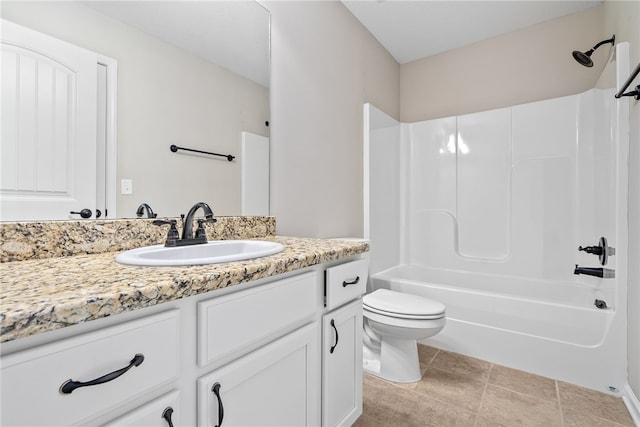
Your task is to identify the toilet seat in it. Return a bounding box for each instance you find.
[363,289,445,320]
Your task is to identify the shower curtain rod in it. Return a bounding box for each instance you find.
[169,144,235,161]
[615,61,640,100]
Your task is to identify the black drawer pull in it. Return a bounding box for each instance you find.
[330,319,339,354]
[342,276,360,287]
[59,353,144,394]
[212,382,224,427]
[162,407,174,427]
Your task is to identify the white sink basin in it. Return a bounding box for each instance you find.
[115,240,285,266]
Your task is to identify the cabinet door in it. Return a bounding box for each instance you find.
[102,390,180,427]
[322,299,363,427]
[197,322,320,427]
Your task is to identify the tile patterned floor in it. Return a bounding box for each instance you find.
[355,345,636,427]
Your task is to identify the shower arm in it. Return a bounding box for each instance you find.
[615,62,640,100]
[592,37,615,51]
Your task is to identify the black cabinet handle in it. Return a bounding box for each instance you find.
[162,407,174,427]
[342,276,360,287]
[330,319,339,354]
[59,353,144,394]
[212,382,224,427]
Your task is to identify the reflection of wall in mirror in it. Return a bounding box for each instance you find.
[1,1,269,219]
[241,132,270,216]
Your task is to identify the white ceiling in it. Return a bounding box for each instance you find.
[81,1,603,85]
[83,1,270,87]
[342,1,603,64]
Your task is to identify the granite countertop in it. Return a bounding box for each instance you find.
[0,236,369,343]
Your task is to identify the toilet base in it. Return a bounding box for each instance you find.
[363,335,422,383]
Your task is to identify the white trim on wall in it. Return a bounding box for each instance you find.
[97,55,117,219]
[623,384,640,426]
[363,104,371,241]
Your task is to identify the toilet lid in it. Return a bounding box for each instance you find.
[363,289,445,319]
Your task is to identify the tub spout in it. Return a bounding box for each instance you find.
[574,265,615,278]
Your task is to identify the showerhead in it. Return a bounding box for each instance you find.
[572,49,595,67]
[572,35,615,67]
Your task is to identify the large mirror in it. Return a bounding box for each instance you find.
[0,1,270,221]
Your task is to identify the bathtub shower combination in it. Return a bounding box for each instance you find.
[364,43,630,394]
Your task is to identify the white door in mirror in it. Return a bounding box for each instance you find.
[115,240,285,266]
[1,20,98,221]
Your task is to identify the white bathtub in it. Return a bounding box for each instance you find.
[370,265,625,394]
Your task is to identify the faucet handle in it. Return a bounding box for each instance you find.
[195,219,206,240]
[195,218,216,240]
[578,236,615,265]
[153,219,179,247]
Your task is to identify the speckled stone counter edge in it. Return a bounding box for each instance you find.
[0,216,276,262]
[0,236,369,343]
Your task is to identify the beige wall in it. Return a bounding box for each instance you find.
[400,6,605,122]
[1,2,269,218]
[263,0,399,238]
[603,0,640,403]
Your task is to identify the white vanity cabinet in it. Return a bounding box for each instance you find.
[0,255,369,427]
[322,259,368,427]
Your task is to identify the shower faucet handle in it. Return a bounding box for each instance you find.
[578,237,615,266]
[578,245,603,255]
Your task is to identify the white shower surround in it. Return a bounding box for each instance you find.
[364,43,630,395]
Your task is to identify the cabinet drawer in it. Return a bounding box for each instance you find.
[102,390,180,427]
[1,310,179,426]
[325,259,368,311]
[198,271,319,367]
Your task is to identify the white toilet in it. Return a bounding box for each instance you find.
[362,289,446,383]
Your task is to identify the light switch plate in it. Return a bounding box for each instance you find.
[121,179,133,195]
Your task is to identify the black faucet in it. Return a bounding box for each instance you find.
[153,202,216,247]
[182,202,216,240]
[136,203,157,218]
